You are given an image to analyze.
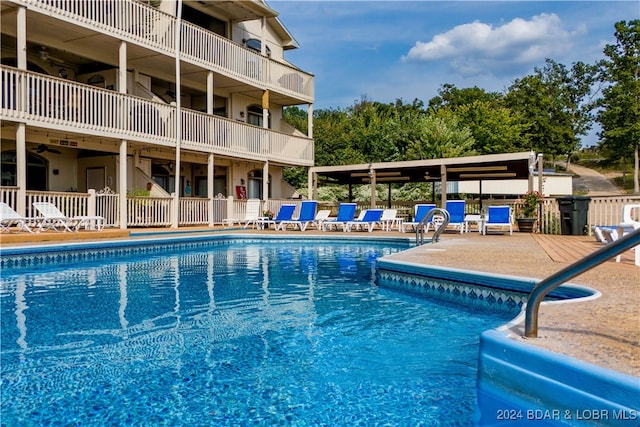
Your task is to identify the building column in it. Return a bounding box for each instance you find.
[440,164,447,207]
[172,0,183,228]
[263,161,269,202]
[15,7,27,215]
[206,71,214,114]
[537,153,544,196]
[16,124,26,215]
[208,153,215,227]
[262,90,269,128]
[307,103,313,139]
[369,168,376,209]
[119,140,127,229]
[118,41,128,229]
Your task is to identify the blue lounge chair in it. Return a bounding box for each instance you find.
[322,203,357,231]
[346,209,384,232]
[262,204,296,230]
[444,200,466,233]
[401,204,436,233]
[482,205,513,235]
[276,200,318,231]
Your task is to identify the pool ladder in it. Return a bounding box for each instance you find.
[415,208,450,245]
[525,227,640,338]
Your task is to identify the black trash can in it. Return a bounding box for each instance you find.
[557,196,591,235]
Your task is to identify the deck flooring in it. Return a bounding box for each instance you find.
[532,233,638,268]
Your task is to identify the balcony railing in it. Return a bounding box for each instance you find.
[1,66,314,165]
[13,0,314,101]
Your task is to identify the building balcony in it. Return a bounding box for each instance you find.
[6,0,314,105]
[1,66,314,166]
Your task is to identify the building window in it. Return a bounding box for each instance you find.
[1,151,48,190]
[247,169,271,199]
[247,104,270,128]
[243,38,271,56]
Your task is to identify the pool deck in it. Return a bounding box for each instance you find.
[1,226,638,378]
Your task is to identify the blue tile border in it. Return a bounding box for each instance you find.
[0,234,412,271]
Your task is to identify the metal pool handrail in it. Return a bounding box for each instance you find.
[525,227,640,338]
[416,208,450,245]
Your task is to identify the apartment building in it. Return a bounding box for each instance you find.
[1,0,314,228]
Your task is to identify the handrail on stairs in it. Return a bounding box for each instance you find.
[416,208,450,245]
[525,227,640,338]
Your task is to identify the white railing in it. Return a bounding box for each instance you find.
[127,196,172,227]
[588,196,640,226]
[179,197,208,226]
[7,186,636,232]
[25,190,91,217]
[0,186,19,208]
[96,191,120,228]
[14,0,314,101]
[1,66,314,165]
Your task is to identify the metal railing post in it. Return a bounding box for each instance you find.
[525,227,640,338]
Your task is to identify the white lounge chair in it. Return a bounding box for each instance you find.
[379,209,401,231]
[619,203,640,233]
[311,209,331,230]
[0,202,36,233]
[32,202,104,232]
[482,206,513,235]
[600,227,639,266]
[222,198,261,228]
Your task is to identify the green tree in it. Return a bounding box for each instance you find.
[428,84,501,110]
[283,106,308,135]
[455,101,528,154]
[505,59,598,163]
[405,110,475,160]
[597,20,640,193]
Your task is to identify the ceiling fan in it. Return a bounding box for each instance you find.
[32,144,61,154]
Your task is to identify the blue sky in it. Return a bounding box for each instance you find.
[271,1,639,146]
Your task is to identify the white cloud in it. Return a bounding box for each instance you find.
[402,13,583,76]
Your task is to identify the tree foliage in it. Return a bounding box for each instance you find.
[504,59,598,161]
[597,20,640,193]
[277,21,638,195]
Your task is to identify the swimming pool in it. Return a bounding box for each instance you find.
[0,237,522,425]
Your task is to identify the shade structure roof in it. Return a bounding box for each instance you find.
[309,152,534,186]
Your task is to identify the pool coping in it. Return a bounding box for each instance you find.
[375,257,639,424]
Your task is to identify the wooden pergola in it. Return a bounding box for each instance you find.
[308,152,541,208]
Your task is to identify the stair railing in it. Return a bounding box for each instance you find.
[416,208,450,245]
[525,227,640,338]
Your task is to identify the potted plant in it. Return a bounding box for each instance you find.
[263,210,274,219]
[515,190,543,232]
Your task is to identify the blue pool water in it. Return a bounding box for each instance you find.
[1,240,521,425]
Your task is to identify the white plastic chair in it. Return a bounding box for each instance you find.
[32,202,104,232]
[222,198,261,228]
[0,202,36,233]
[619,204,640,232]
[380,209,401,231]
